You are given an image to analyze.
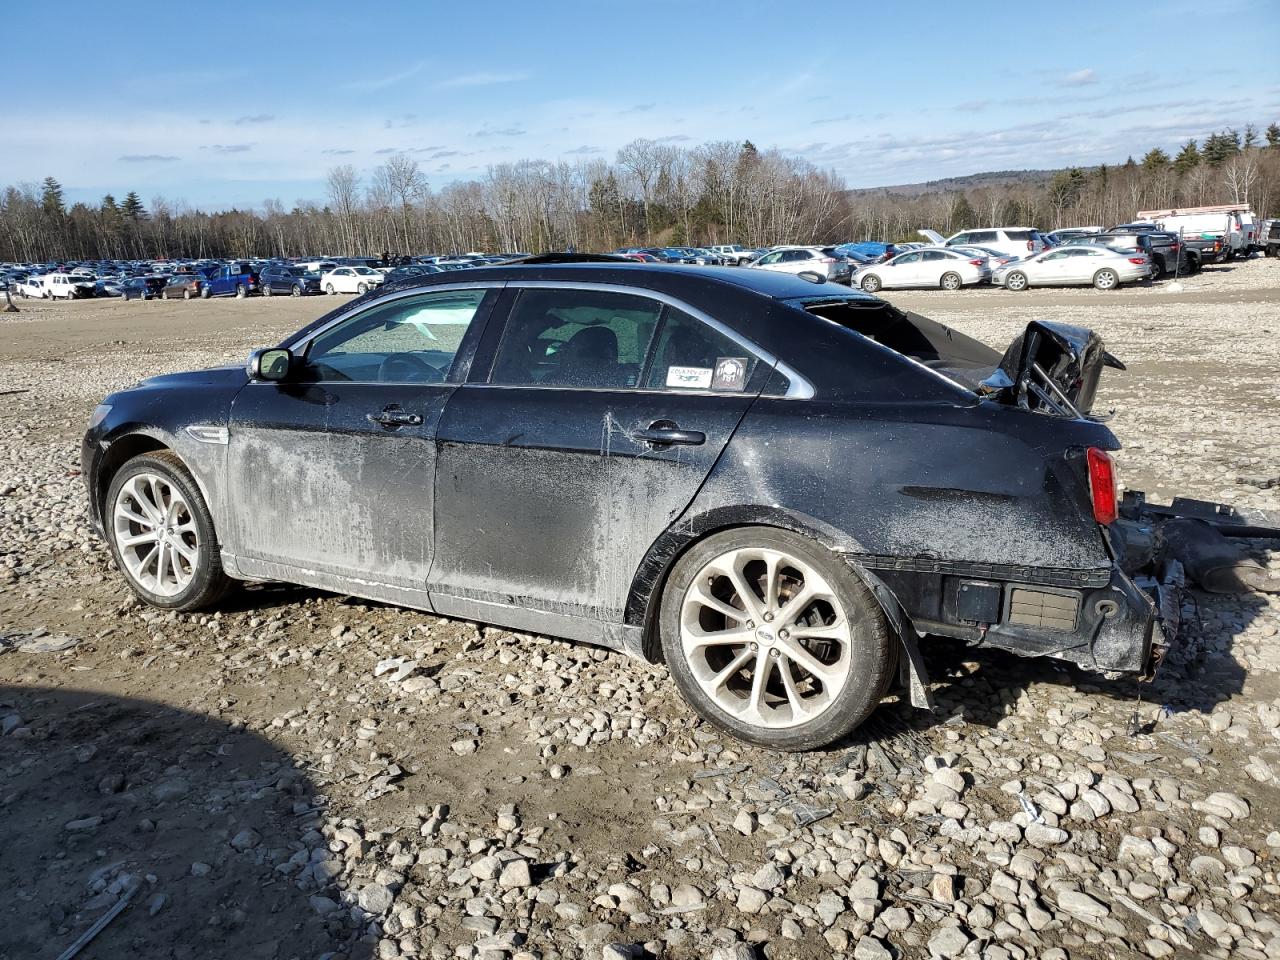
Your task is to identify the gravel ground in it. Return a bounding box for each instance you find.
[2,259,1279,960]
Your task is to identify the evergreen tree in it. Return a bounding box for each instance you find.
[1202,130,1241,165]
[1243,124,1259,149]
[1265,123,1280,148]
[1173,140,1200,174]
[1141,148,1170,171]
[41,177,65,217]
[1123,156,1137,170]
[122,191,147,221]
[101,194,119,215]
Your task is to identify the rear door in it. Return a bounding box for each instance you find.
[430,282,772,626]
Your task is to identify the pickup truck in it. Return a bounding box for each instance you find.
[1257,219,1280,258]
[1112,223,1220,270]
[200,263,261,299]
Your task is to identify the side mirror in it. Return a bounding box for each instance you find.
[246,347,292,382]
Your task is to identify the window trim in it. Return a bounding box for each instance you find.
[281,282,504,386]
[490,280,813,399]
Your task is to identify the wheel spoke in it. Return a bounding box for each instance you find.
[777,636,840,687]
[779,582,819,625]
[116,506,154,528]
[724,560,764,621]
[746,653,772,720]
[709,646,755,690]
[788,619,848,642]
[170,537,198,564]
[689,583,749,624]
[762,551,783,611]
[118,530,158,549]
[778,660,813,720]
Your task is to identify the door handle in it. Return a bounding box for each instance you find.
[367,408,423,427]
[635,420,705,446]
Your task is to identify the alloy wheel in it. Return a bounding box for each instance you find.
[112,472,200,598]
[679,546,852,729]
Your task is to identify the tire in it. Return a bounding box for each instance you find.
[659,526,892,751]
[1152,256,1167,278]
[201,285,211,299]
[104,451,232,612]
[357,282,369,294]
[1005,271,1028,291]
[1093,268,1119,290]
[161,289,169,300]
[940,271,962,291]
[183,289,191,300]
[292,284,303,297]
[262,283,272,297]
[235,284,246,299]
[325,283,335,295]
[860,274,882,293]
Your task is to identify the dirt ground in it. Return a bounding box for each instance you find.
[2,260,1279,960]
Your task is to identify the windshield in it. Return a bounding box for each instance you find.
[353,267,378,275]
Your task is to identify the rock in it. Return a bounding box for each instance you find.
[736,886,768,914]
[933,767,966,795]
[498,858,533,890]
[1221,845,1255,868]
[358,883,395,915]
[190,862,211,877]
[64,816,102,832]
[853,936,893,960]
[1024,823,1069,847]
[931,872,957,904]
[1056,890,1109,920]
[670,883,704,908]
[470,855,502,881]
[152,778,190,803]
[751,862,785,890]
[310,895,340,916]
[928,925,971,958]
[230,828,261,851]
[451,739,478,756]
[733,809,758,835]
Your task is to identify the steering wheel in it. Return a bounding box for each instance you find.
[377,352,442,383]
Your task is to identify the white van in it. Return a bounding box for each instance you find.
[918,227,1046,259]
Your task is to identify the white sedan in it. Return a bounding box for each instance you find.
[745,246,853,283]
[993,244,1150,291]
[854,248,988,293]
[321,266,386,295]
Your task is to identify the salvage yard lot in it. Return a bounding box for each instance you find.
[2,260,1279,960]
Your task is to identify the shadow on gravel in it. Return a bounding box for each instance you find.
[0,686,372,960]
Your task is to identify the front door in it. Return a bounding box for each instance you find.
[225,285,500,601]
[430,284,770,628]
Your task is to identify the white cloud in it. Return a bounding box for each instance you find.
[436,71,528,89]
[344,61,429,93]
[1062,68,1099,87]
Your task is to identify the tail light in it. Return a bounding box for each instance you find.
[818,257,836,263]
[1171,241,1180,250]
[969,259,984,266]
[1127,257,1147,265]
[1086,447,1118,525]
[1027,240,1034,250]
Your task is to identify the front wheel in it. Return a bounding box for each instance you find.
[292,284,303,297]
[659,527,892,751]
[201,285,212,299]
[1093,268,1119,290]
[940,271,962,291]
[1005,271,1028,291]
[183,289,191,300]
[357,282,369,294]
[161,289,169,300]
[859,274,882,293]
[105,451,232,611]
[262,283,272,297]
[325,283,335,295]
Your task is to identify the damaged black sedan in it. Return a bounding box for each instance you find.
[83,258,1165,750]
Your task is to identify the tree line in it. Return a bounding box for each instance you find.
[3,123,1279,263]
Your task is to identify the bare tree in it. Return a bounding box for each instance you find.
[325,165,360,256]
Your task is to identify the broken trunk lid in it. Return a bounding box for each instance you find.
[983,320,1126,419]
[917,229,946,245]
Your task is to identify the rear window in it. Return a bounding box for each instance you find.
[1004,230,1034,241]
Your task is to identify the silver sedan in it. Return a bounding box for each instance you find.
[993,244,1151,291]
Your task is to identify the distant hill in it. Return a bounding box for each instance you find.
[849,169,1065,197]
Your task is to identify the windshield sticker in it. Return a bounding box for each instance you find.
[712,357,749,391]
[666,366,713,389]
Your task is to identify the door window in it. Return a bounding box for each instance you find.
[970,231,998,243]
[489,288,663,389]
[301,288,493,383]
[644,307,760,392]
[921,250,947,261]
[893,253,922,265]
[755,252,782,266]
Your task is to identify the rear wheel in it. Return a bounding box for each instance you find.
[201,285,211,299]
[262,283,272,297]
[940,271,962,291]
[161,289,169,300]
[1093,268,1119,290]
[1005,271,1028,291]
[660,527,892,751]
[183,288,191,300]
[235,284,247,299]
[325,283,336,295]
[860,274,882,293]
[105,451,231,611]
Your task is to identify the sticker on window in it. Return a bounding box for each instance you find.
[666,365,712,389]
[712,357,749,392]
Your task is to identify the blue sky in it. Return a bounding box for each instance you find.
[7,0,1278,210]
